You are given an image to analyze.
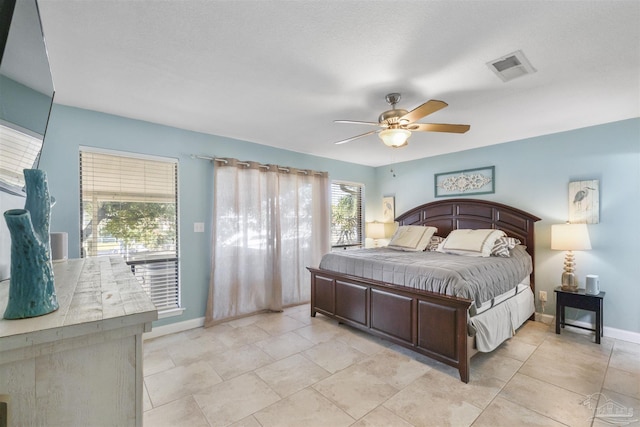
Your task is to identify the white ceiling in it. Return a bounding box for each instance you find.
[37,0,640,167]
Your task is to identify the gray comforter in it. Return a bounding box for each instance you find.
[318,245,532,307]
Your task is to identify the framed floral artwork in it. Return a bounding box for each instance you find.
[435,166,495,197]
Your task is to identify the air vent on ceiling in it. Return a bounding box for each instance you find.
[487,50,536,82]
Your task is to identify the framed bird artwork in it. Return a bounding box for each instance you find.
[382,196,395,223]
[569,180,599,223]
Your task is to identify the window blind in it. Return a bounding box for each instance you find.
[330,180,364,249]
[79,149,180,311]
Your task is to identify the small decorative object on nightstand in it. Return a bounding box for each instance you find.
[551,223,592,292]
[585,274,600,295]
[555,286,605,344]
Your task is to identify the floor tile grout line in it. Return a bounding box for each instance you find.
[190,393,214,427]
[593,337,617,425]
[467,369,513,424]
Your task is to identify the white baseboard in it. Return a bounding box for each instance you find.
[601,323,640,344]
[535,312,640,344]
[143,316,205,340]
[535,312,554,325]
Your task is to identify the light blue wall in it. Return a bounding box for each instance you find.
[38,105,639,334]
[39,104,376,327]
[371,118,640,333]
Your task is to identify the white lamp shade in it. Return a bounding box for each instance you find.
[366,222,396,239]
[379,129,410,147]
[551,223,592,251]
[367,222,386,239]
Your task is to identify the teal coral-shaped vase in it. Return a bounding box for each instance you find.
[3,169,59,319]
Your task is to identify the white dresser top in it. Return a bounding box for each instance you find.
[0,256,158,352]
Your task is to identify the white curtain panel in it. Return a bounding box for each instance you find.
[206,159,330,324]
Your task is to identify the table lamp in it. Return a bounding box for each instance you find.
[366,222,396,247]
[551,223,591,292]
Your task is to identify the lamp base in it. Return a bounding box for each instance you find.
[561,272,578,292]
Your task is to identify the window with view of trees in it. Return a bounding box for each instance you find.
[79,149,180,313]
[330,181,364,249]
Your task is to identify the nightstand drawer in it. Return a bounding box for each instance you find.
[556,291,601,311]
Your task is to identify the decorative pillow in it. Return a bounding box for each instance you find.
[426,236,445,251]
[387,226,438,252]
[437,229,506,257]
[491,237,522,257]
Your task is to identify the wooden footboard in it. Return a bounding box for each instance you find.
[308,267,473,383]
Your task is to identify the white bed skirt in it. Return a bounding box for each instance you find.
[469,284,535,352]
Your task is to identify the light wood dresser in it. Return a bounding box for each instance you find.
[0,256,157,426]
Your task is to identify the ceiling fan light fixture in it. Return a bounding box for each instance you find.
[379,128,411,148]
[334,94,469,146]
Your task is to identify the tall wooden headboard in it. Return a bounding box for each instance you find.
[396,198,541,288]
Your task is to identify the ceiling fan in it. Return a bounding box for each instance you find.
[334,93,470,148]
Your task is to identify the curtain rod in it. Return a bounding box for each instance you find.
[190,154,326,176]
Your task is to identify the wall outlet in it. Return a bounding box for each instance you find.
[539,291,547,302]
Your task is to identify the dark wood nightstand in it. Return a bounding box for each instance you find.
[555,287,605,344]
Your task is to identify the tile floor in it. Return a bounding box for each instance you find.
[143,304,640,427]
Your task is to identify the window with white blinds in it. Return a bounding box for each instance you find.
[0,121,42,191]
[79,149,180,312]
[330,180,364,249]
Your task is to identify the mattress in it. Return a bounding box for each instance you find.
[319,245,532,308]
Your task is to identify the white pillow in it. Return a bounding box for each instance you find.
[387,226,437,252]
[437,229,506,257]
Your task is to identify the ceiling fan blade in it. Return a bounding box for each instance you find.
[334,120,381,126]
[399,100,448,124]
[334,130,378,145]
[408,123,470,133]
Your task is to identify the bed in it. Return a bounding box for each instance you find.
[308,198,540,383]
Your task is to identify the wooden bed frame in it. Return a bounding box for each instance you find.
[308,199,540,383]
